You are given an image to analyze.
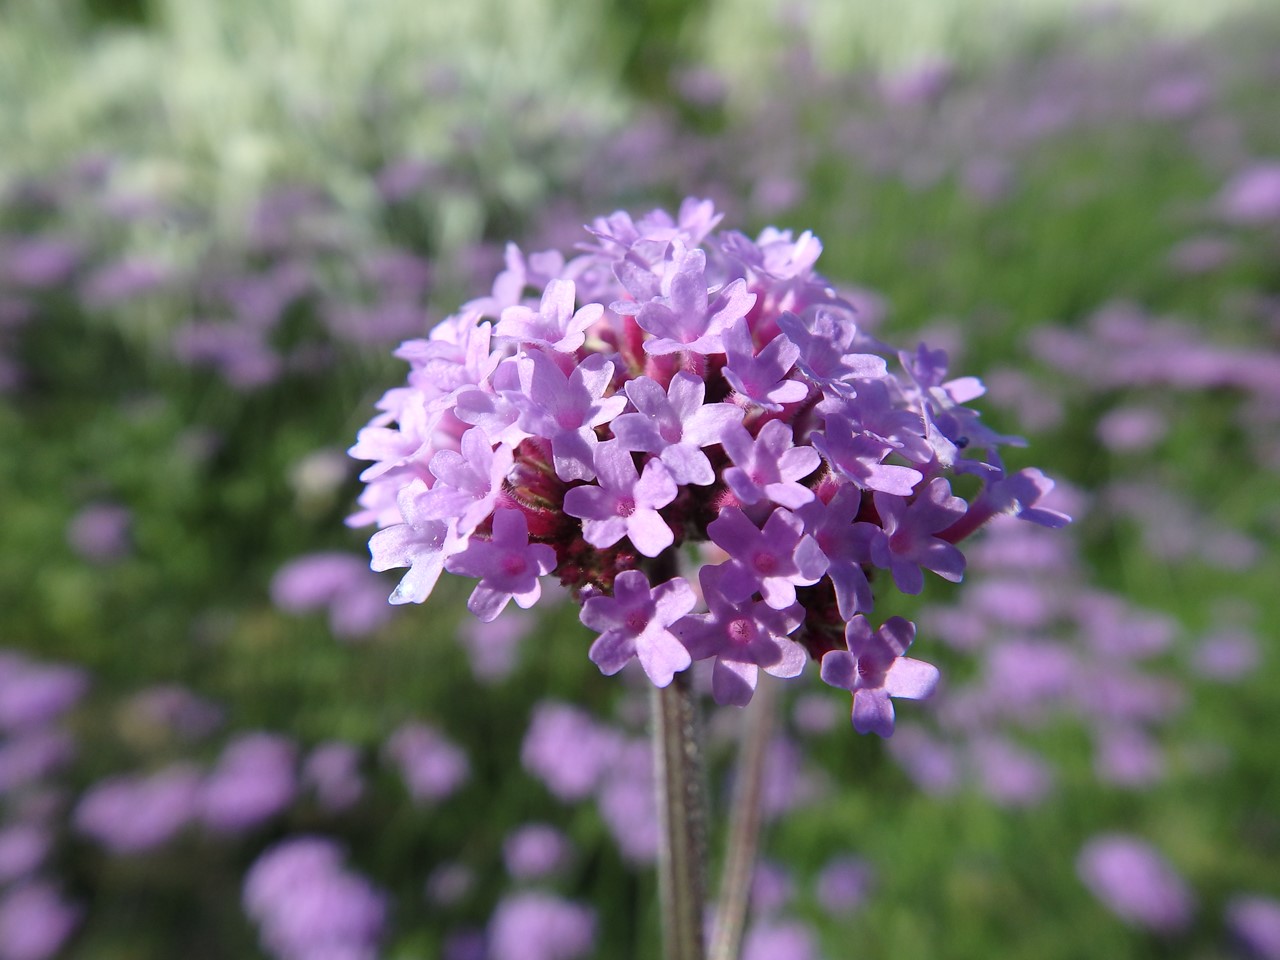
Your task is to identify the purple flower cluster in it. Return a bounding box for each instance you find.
[351,200,1065,734]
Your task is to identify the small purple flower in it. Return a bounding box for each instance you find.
[866,478,968,594]
[508,352,627,482]
[820,616,939,737]
[619,241,755,356]
[675,566,806,706]
[384,722,470,803]
[423,427,514,534]
[496,278,602,353]
[706,507,827,610]
[776,306,887,391]
[1076,834,1194,933]
[811,412,923,496]
[722,419,821,510]
[446,509,557,621]
[369,479,468,605]
[721,318,808,411]
[796,485,874,618]
[611,372,743,485]
[580,570,695,686]
[563,442,678,557]
[487,891,596,960]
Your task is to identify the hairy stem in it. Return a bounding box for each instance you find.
[653,670,708,960]
[708,675,777,960]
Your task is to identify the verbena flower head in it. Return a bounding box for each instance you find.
[350,199,1066,734]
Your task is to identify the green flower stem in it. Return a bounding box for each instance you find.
[708,674,776,960]
[652,670,709,960]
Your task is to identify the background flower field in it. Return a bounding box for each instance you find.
[1,1,1278,958]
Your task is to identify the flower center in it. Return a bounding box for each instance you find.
[753,552,777,575]
[616,496,636,518]
[625,609,649,632]
[501,554,527,576]
[727,617,755,643]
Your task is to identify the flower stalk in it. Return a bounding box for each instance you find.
[708,674,777,960]
[652,670,708,960]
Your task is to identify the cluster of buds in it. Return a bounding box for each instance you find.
[348,199,1067,736]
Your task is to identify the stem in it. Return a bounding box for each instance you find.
[708,675,777,960]
[652,670,708,960]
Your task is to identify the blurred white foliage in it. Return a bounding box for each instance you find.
[0,0,629,250]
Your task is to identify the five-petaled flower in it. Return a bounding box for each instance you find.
[820,616,940,737]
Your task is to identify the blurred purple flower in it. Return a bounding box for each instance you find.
[271,551,394,640]
[596,740,661,863]
[503,823,571,881]
[79,257,168,307]
[121,684,223,742]
[1077,834,1194,933]
[815,855,874,915]
[244,835,386,960]
[425,862,475,908]
[750,859,793,914]
[0,823,50,886]
[521,702,620,802]
[970,736,1054,807]
[1093,725,1165,788]
[458,610,534,684]
[73,763,202,854]
[0,731,76,795]
[383,722,469,803]
[65,502,132,563]
[375,158,434,203]
[1,237,80,289]
[0,653,88,733]
[302,742,364,812]
[0,881,80,960]
[1096,405,1168,453]
[199,733,297,833]
[1219,162,1280,224]
[741,919,818,960]
[1227,895,1280,960]
[487,891,596,960]
[1192,627,1260,682]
